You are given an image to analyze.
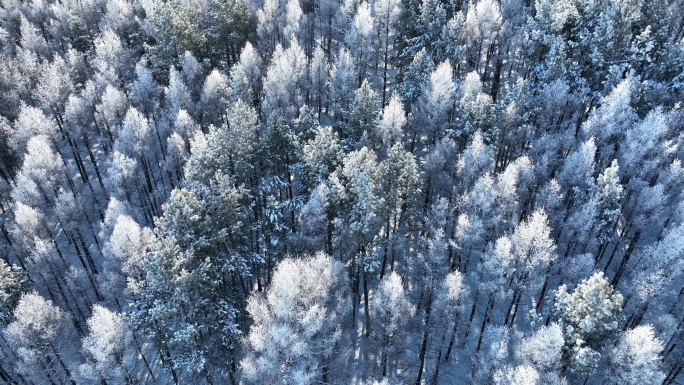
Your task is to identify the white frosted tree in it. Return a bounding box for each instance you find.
[256,0,280,54]
[415,60,455,146]
[98,197,133,242]
[421,140,457,201]
[493,155,535,233]
[502,209,557,327]
[399,47,435,105]
[302,125,343,185]
[200,69,231,127]
[375,92,406,150]
[464,0,502,73]
[0,259,29,323]
[101,214,153,302]
[493,365,540,385]
[102,0,137,36]
[129,59,160,116]
[116,107,151,156]
[283,0,303,42]
[451,212,485,274]
[229,65,252,104]
[435,270,466,367]
[35,55,73,122]
[593,159,623,244]
[373,0,402,105]
[369,271,415,380]
[11,135,68,207]
[309,46,329,116]
[345,2,375,80]
[179,51,204,102]
[629,222,684,329]
[262,39,308,121]
[554,272,623,375]
[165,132,189,186]
[19,15,47,56]
[456,132,495,191]
[472,326,510,383]
[95,84,128,142]
[235,42,263,101]
[329,48,358,121]
[346,79,380,147]
[583,78,637,166]
[80,305,148,384]
[607,325,665,385]
[9,104,57,159]
[173,109,198,143]
[296,182,333,252]
[164,67,194,120]
[556,137,597,208]
[4,293,79,384]
[105,151,140,202]
[457,71,495,140]
[9,201,50,257]
[240,253,351,384]
[463,172,497,238]
[517,323,565,382]
[620,108,669,182]
[93,27,130,86]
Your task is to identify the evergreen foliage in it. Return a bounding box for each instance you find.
[0,0,682,383]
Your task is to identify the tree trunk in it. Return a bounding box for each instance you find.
[364,271,371,337]
[476,294,494,352]
[611,230,641,287]
[415,288,433,385]
[444,313,460,362]
[536,264,553,312]
[463,287,479,346]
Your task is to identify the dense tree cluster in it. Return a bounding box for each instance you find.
[0,0,683,383]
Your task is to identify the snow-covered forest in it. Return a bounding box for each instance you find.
[0,0,683,383]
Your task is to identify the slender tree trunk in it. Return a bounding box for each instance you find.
[415,288,433,385]
[444,313,460,362]
[381,334,390,377]
[51,345,76,385]
[322,359,330,384]
[664,361,683,385]
[476,294,494,352]
[83,134,106,190]
[536,264,553,312]
[509,289,524,326]
[381,23,390,107]
[463,287,479,346]
[351,254,358,327]
[611,230,641,287]
[364,271,371,337]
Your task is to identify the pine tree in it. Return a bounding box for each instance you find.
[0,259,29,323]
[554,272,623,375]
[345,79,380,148]
[593,159,623,244]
